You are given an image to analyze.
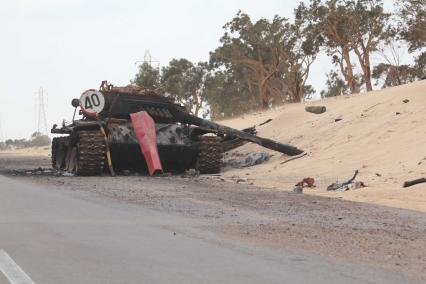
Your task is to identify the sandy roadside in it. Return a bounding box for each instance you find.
[0,146,50,157]
[219,80,426,212]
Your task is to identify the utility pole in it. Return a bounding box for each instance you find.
[35,87,48,136]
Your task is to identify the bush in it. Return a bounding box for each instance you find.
[29,132,51,147]
[0,142,8,150]
[3,132,51,149]
[29,135,51,147]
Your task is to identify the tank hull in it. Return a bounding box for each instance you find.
[109,143,198,173]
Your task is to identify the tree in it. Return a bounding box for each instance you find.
[415,51,426,77]
[29,132,50,147]
[372,63,417,87]
[203,69,259,119]
[288,6,321,101]
[320,70,349,97]
[373,38,419,87]
[396,0,426,78]
[348,0,391,91]
[301,0,391,92]
[301,0,359,94]
[5,138,27,148]
[211,11,316,107]
[133,62,161,90]
[211,12,287,107]
[0,142,7,150]
[161,59,209,116]
[396,0,426,52]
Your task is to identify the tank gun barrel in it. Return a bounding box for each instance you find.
[173,110,304,156]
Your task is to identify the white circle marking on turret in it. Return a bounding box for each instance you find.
[79,90,105,117]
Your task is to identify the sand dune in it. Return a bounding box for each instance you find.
[221,80,426,212]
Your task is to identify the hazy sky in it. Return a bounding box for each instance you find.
[0,0,396,139]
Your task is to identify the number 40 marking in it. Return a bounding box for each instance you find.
[85,93,101,110]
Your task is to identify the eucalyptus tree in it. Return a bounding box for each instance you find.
[133,62,161,91]
[211,11,318,107]
[396,0,426,52]
[298,0,359,93]
[347,0,391,91]
[396,0,426,77]
[161,59,209,116]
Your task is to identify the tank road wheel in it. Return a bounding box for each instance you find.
[196,136,223,174]
[66,130,106,176]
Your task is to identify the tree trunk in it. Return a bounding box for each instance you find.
[342,46,358,94]
[257,83,268,108]
[256,70,270,108]
[354,47,373,92]
[294,77,302,102]
[363,51,373,91]
[364,67,373,91]
[255,48,270,109]
[192,88,201,116]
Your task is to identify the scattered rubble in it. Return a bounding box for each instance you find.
[258,119,272,126]
[293,186,303,194]
[327,170,366,192]
[327,181,366,192]
[224,152,272,169]
[293,177,315,194]
[305,106,327,114]
[296,177,316,188]
[363,103,381,112]
[403,178,426,188]
[280,152,307,165]
[5,167,62,177]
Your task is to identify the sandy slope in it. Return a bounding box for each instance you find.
[0,146,50,157]
[220,80,426,212]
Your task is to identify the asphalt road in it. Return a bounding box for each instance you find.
[0,175,420,284]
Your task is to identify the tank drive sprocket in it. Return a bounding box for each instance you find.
[195,136,223,174]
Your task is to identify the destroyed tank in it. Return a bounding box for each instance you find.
[51,81,304,176]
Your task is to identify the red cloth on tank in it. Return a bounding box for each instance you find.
[130,111,163,176]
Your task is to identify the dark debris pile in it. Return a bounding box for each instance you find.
[3,167,64,177]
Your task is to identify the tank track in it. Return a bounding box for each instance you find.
[52,136,69,169]
[75,130,106,176]
[196,136,223,174]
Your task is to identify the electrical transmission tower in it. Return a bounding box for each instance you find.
[35,87,48,136]
[135,50,160,70]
